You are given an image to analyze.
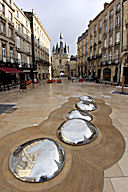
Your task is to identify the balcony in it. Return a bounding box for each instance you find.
[115,41,120,46]
[96,54,102,58]
[35,57,50,66]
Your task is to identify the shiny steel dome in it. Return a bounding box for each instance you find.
[79,95,93,102]
[66,110,93,121]
[76,101,97,111]
[57,119,97,145]
[9,138,65,183]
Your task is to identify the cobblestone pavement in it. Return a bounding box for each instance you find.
[0,80,128,192]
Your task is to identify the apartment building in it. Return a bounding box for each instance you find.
[0,0,50,89]
[77,0,127,84]
[0,0,22,87]
[24,10,51,80]
[13,3,32,81]
[77,30,88,77]
[122,0,128,84]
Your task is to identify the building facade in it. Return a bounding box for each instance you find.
[77,0,128,84]
[0,0,50,89]
[24,10,51,80]
[0,0,20,87]
[14,3,32,81]
[52,33,70,77]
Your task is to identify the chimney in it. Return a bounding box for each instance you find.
[104,2,109,9]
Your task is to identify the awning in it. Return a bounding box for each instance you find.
[0,67,24,74]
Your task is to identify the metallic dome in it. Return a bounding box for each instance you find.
[66,110,93,121]
[79,95,93,102]
[76,101,97,111]
[9,138,65,183]
[57,119,97,145]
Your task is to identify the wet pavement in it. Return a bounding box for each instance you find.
[0,80,128,192]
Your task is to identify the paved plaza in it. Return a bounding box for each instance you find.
[0,80,128,192]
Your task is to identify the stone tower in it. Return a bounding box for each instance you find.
[52,33,70,77]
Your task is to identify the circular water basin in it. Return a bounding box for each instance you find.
[79,95,93,102]
[57,119,97,145]
[9,138,65,183]
[76,101,97,111]
[66,110,92,121]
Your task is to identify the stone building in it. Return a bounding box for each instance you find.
[66,55,77,78]
[0,0,22,86]
[13,3,32,81]
[77,0,128,84]
[52,33,70,77]
[24,10,51,80]
[121,0,128,84]
[0,0,50,88]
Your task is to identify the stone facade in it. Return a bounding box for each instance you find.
[0,0,50,87]
[77,0,128,84]
[52,33,70,77]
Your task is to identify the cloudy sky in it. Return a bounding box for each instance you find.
[14,0,112,55]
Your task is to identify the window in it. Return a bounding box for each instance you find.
[26,42,29,52]
[104,14,107,22]
[109,51,112,61]
[10,47,13,63]
[90,50,92,58]
[99,20,102,29]
[2,44,6,62]
[18,53,21,67]
[109,20,113,31]
[16,10,19,18]
[16,36,20,48]
[90,39,92,47]
[116,3,120,13]
[94,36,97,44]
[116,16,120,27]
[59,59,61,64]
[115,32,120,43]
[0,4,5,16]
[110,9,114,17]
[115,50,119,59]
[99,33,102,41]
[94,24,97,32]
[27,56,30,64]
[99,47,101,54]
[109,35,113,45]
[94,48,96,57]
[1,23,6,34]
[90,28,93,36]
[8,11,12,22]
[104,25,107,34]
[26,21,28,27]
[37,27,39,34]
[103,54,106,61]
[9,0,12,4]
[104,39,107,48]
[9,27,13,39]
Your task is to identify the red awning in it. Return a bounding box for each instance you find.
[0,67,24,74]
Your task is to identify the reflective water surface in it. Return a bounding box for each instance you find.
[79,95,93,102]
[66,110,92,121]
[76,101,97,111]
[9,138,65,183]
[57,119,97,145]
